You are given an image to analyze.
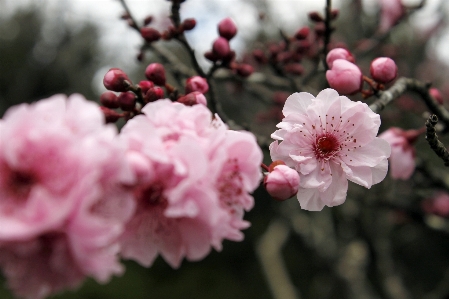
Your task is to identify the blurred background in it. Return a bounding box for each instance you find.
[2,0,449,298]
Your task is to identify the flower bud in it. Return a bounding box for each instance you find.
[326,59,363,95]
[103,68,131,92]
[204,51,219,62]
[370,57,398,84]
[212,37,231,59]
[218,17,237,40]
[144,86,164,103]
[100,91,120,109]
[145,63,166,86]
[235,64,254,77]
[308,11,324,22]
[252,49,267,64]
[185,76,209,94]
[264,165,300,201]
[138,80,155,95]
[422,192,449,218]
[177,91,207,106]
[181,18,197,31]
[294,26,310,40]
[429,88,443,105]
[100,106,122,123]
[118,92,136,111]
[326,48,355,68]
[140,27,161,43]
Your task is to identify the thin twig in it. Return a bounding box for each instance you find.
[425,114,449,167]
[322,0,332,70]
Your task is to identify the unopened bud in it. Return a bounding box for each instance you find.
[185,76,209,94]
[308,11,324,22]
[235,64,254,77]
[294,26,310,40]
[181,18,196,31]
[204,51,219,62]
[100,106,122,123]
[177,91,207,106]
[326,59,363,95]
[218,17,237,40]
[140,27,161,43]
[143,15,153,26]
[430,87,444,105]
[138,80,155,95]
[264,164,300,201]
[100,91,120,109]
[212,37,231,59]
[252,49,267,64]
[145,63,166,86]
[103,68,131,92]
[326,48,355,68]
[370,57,398,84]
[118,92,136,111]
[144,86,164,103]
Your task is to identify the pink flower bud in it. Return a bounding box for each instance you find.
[145,63,166,86]
[212,37,231,59]
[264,165,300,201]
[138,80,155,95]
[294,26,310,40]
[326,59,363,95]
[118,92,136,111]
[252,49,267,64]
[370,57,398,84]
[100,106,122,123]
[140,27,161,43]
[218,18,237,40]
[308,11,324,22]
[326,48,355,68]
[103,68,131,92]
[185,76,209,94]
[144,86,164,103]
[235,64,254,78]
[422,192,449,218]
[429,87,444,105]
[100,91,120,109]
[204,51,219,62]
[177,92,207,106]
[181,18,196,31]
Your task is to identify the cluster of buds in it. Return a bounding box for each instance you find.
[205,18,254,78]
[325,47,398,96]
[101,63,209,123]
[160,18,197,40]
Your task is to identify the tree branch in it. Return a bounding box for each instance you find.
[425,114,449,166]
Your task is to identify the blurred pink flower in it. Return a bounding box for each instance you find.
[378,0,405,33]
[379,127,422,180]
[119,100,262,268]
[422,192,449,218]
[270,89,390,211]
[0,94,135,299]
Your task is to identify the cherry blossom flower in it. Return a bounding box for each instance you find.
[118,100,262,268]
[379,127,422,180]
[270,89,390,211]
[0,94,135,299]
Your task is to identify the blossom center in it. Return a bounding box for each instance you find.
[9,170,36,199]
[314,134,340,160]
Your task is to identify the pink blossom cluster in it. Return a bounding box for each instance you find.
[270,89,391,210]
[0,95,263,298]
[118,99,262,268]
[0,94,136,299]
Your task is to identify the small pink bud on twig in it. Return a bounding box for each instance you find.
[212,37,231,59]
[118,92,136,111]
[185,76,209,94]
[145,63,166,86]
[370,57,398,84]
[177,92,207,106]
[144,86,164,103]
[103,68,131,92]
[218,17,237,40]
[100,91,120,109]
[140,27,161,43]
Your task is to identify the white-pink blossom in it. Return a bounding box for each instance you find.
[378,0,405,33]
[118,99,262,268]
[379,127,421,180]
[270,89,390,211]
[0,94,135,299]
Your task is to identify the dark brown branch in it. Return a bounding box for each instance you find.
[426,114,449,167]
[369,77,449,131]
[118,0,140,31]
[322,0,332,70]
